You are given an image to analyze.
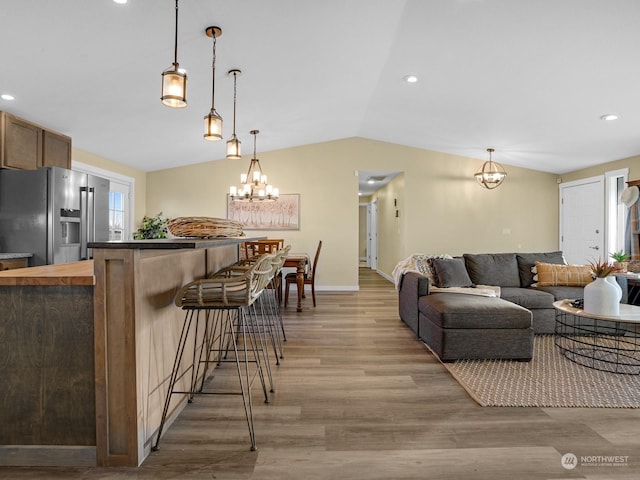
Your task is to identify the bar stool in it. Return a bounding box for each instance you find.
[229,245,290,360]
[153,253,274,452]
[208,253,278,384]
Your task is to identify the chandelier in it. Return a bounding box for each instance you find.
[229,130,279,202]
[475,148,507,189]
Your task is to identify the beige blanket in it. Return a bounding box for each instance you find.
[429,285,501,297]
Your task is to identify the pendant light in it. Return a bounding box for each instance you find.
[226,69,242,158]
[203,26,223,141]
[229,130,279,202]
[161,0,187,108]
[475,148,507,189]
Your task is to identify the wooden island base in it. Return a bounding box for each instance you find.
[0,238,260,467]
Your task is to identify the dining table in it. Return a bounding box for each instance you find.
[283,253,309,312]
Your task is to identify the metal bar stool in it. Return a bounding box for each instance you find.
[153,253,274,452]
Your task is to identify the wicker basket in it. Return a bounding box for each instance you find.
[167,217,244,238]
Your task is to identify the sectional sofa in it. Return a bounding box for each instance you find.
[397,252,624,362]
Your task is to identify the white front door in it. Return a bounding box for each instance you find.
[560,176,605,264]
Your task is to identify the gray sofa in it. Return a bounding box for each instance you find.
[398,252,597,362]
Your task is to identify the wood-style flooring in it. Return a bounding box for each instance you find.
[2,268,640,479]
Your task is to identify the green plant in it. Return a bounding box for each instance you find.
[609,250,631,262]
[133,212,168,239]
[588,257,616,278]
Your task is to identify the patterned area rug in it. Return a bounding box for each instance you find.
[441,336,640,408]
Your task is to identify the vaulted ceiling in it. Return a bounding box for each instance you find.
[2,0,640,175]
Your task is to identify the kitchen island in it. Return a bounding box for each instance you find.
[0,237,259,468]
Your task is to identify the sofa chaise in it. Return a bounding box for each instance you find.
[397,252,627,362]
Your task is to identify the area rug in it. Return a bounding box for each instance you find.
[441,336,640,408]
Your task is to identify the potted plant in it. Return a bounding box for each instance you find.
[133,212,168,239]
[609,250,631,273]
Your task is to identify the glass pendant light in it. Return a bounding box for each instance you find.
[226,69,242,158]
[161,0,187,108]
[203,26,223,141]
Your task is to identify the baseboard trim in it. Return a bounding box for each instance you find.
[315,285,359,292]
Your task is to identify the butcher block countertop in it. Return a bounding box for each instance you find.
[0,260,94,286]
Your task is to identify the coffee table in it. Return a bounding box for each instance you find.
[553,300,640,374]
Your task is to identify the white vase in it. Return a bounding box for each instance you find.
[583,277,620,316]
[606,276,623,303]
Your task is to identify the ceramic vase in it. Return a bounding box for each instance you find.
[583,276,620,316]
[606,276,623,304]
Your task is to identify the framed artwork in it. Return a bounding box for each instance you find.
[227,193,300,230]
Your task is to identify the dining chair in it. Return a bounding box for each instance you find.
[284,240,322,308]
[243,239,284,258]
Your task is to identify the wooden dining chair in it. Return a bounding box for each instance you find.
[284,240,322,308]
[243,239,284,258]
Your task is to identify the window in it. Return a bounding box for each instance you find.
[109,186,127,241]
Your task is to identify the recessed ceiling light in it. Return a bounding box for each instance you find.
[1,94,15,101]
[600,114,619,121]
[113,0,128,4]
[358,192,363,196]
[367,179,375,184]
[404,75,418,83]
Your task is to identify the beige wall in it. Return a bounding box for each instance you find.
[561,154,640,183]
[146,137,560,289]
[373,174,406,277]
[358,205,367,260]
[72,147,147,226]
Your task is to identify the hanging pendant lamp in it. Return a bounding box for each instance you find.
[203,26,223,141]
[161,0,187,108]
[475,148,507,189]
[226,69,242,158]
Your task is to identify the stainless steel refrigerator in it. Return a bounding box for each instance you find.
[0,166,109,266]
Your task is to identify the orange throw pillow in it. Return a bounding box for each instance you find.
[534,261,593,287]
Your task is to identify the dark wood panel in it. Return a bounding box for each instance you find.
[0,285,95,446]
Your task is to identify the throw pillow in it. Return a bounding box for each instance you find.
[463,253,520,287]
[533,261,593,287]
[516,251,566,287]
[413,254,452,285]
[430,257,475,288]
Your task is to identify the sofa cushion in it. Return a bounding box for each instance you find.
[430,257,474,288]
[419,293,532,329]
[516,251,565,287]
[532,285,584,301]
[534,261,592,287]
[463,253,520,287]
[500,286,555,309]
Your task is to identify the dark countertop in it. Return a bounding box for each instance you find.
[0,253,33,260]
[88,236,264,250]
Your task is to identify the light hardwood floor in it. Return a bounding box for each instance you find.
[3,268,640,479]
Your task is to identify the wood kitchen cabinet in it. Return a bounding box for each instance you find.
[42,128,72,168]
[0,111,71,170]
[1,112,42,170]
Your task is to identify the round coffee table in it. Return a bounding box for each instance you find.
[553,300,640,374]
